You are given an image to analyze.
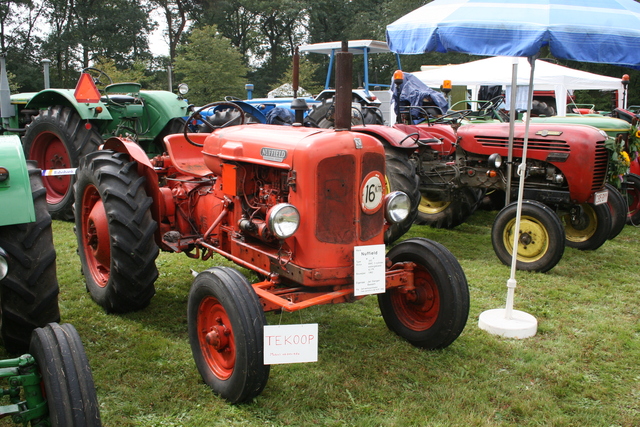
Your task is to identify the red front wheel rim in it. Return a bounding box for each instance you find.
[390,265,440,330]
[197,296,236,380]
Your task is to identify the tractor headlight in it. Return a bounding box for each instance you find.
[488,153,503,168]
[0,248,8,281]
[267,203,300,239]
[178,83,189,96]
[385,191,410,224]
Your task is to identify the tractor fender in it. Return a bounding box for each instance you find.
[25,89,113,120]
[136,90,190,136]
[102,137,166,227]
[0,135,36,226]
[351,124,419,149]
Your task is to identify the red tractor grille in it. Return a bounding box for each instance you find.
[592,140,609,192]
[476,136,571,152]
[316,155,356,244]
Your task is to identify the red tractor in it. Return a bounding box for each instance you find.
[73,53,469,403]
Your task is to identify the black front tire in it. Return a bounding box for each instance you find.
[188,267,270,403]
[29,323,101,427]
[378,238,469,349]
[0,161,60,354]
[74,150,158,313]
[23,106,103,220]
[384,146,420,244]
[492,200,565,273]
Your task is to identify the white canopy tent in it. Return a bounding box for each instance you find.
[411,56,626,116]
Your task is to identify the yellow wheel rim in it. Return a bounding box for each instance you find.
[561,204,597,243]
[502,215,550,263]
[418,194,450,214]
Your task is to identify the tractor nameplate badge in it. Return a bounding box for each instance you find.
[261,147,287,162]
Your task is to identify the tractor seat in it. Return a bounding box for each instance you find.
[164,133,211,177]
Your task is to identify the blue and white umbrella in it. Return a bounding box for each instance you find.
[386,0,640,338]
[386,0,640,67]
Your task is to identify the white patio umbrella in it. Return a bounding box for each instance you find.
[386,0,640,338]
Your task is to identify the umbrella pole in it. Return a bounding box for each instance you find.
[478,56,538,339]
[505,60,518,206]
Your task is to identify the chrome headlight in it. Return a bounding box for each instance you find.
[267,203,300,239]
[385,191,411,224]
[178,83,189,96]
[0,248,8,280]
[488,153,503,168]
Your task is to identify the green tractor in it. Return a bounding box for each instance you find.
[0,134,101,425]
[2,59,190,220]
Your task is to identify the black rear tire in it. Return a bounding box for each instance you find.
[0,161,60,354]
[416,187,481,228]
[604,183,627,239]
[492,200,565,273]
[621,173,640,225]
[188,267,270,403]
[23,106,103,220]
[74,150,158,312]
[378,238,469,349]
[384,146,420,244]
[29,322,101,427]
[560,202,611,250]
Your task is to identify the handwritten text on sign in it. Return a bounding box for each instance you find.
[354,244,386,296]
[263,324,318,365]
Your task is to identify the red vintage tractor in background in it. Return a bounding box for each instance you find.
[364,71,622,273]
[73,50,470,403]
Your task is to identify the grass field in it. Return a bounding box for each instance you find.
[2,210,638,426]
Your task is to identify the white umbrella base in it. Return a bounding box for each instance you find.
[478,308,537,339]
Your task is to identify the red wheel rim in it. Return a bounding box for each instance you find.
[390,264,440,330]
[625,183,640,220]
[29,131,72,204]
[197,296,235,380]
[80,185,110,287]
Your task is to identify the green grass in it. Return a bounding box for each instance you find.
[3,210,639,426]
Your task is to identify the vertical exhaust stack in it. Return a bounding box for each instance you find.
[334,41,353,131]
[290,46,308,124]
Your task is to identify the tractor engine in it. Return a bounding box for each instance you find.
[153,124,406,287]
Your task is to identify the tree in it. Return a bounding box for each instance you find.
[41,0,154,87]
[173,25,248,105]
[149,0,193,65]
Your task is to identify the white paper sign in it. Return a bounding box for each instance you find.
[263,324,318,365]
[354,244,386,296]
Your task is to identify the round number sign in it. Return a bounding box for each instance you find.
[360,172,385,214]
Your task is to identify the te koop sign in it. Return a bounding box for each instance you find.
[264,324,318,365]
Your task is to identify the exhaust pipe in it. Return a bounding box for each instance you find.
[290,46,308,125]
[334,41,353,131]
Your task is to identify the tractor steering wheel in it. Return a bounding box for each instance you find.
[429,109,474,124]
[183,102,246,147]
[81,67,114,90]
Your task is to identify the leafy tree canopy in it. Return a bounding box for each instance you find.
[173,25,248,105]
